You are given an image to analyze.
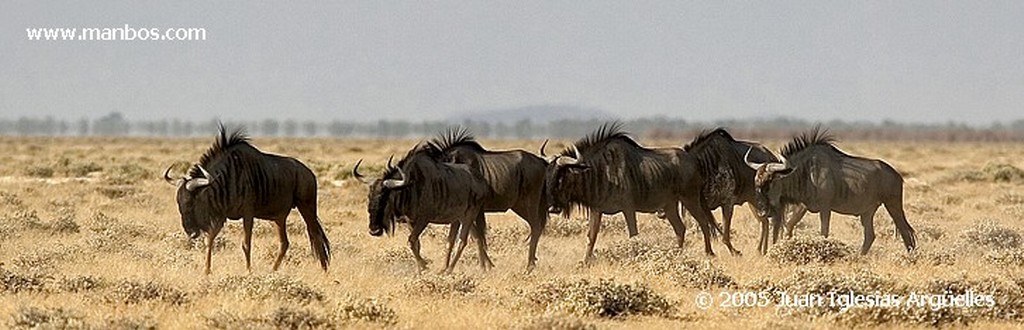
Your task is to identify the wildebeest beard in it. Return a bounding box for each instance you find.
[369,188,397,236]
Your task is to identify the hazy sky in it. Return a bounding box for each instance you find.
[2,1,1022,124]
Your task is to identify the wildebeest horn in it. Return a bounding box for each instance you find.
[539,139,548,157]
[382,165,407,189]
[386,155,395,170]
[555,146,582,166]
[185,165,211,191]
[744,147,765,170]
[163,165,178,186]
[352,159,374,185]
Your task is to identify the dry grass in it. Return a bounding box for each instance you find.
[2,137,1024,328]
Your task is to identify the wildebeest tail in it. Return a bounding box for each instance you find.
[304,216,331,271]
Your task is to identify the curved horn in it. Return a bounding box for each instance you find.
[539,139,549,157]
[382,165,407,189]
[352,159,374,185]
[386,155,395,170]
[163,165,178,186]
[185,165,211,191]
[744,147,765,170]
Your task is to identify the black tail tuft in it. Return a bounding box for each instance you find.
[305,217,331,271]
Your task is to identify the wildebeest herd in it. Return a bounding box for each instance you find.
[164,122,917,274]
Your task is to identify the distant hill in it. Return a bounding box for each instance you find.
[447,105,618,124]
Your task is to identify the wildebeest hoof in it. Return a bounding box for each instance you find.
[728,249,743,257]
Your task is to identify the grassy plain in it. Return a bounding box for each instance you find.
[1,136,1023,329]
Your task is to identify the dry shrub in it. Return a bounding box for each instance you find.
[25,165,55,178]
[957,220,1022,251]
[103,280,189,305]
[0,191,23,206]
[0,266,51,294]
[985,248,1024,266]
[892,249,957,266]
[768,236,854,264]
[919,276,1024,323]
[8,306,88,330]
[996,193,1024,205]
[215,274,324,304]
[914,223,945,242]
[403,273,477,297]
[750,267,900,317]
[515,314,596,330]
[545,216,586,237]
[670,258,736,289]
[105,316,157,330]
[206,299,396,329]
[596,238,734,288]
[96,185,138,199]
[56,275,108,293]
[526,278,674,318]
[332,297,398,325]
[105,163,149,185]
[950,163,1024,183]
[11,246,78,273]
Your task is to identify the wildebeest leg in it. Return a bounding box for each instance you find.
[859,211,876,255]
[721,206,741,256]
[272,218,290,271]
[682,198,717,256]
[204,221,224,275]
[409,221,429,271]
[819,211,832,237]
[471,213,494,270]
[785,205,808,239]
[446,219,473,273]
[746,203,769,255]
[242,217,254,272]
[884,198,917,252]
[512,204,545,273]
[663,202,686,248]
[443,222,459,272]
[624,210,639,238]
[584,211,603,265]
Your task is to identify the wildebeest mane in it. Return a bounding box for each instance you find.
[561,121,639,157]
[780,126,839,157]
[431,127,486,153]
[190,124,252,177]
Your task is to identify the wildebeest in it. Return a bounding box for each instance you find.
[744,127,917,254]
[683,128,807,255]
[430,128,549,272]
[353,143,491,272]
[544,122,721,264]
[163,125,331,274]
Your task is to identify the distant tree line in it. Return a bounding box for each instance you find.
[3,112,1024,142]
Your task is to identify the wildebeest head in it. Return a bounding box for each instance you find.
[542,143,590,216]
[164,165,216,239]
[744,147,793,218]
[353,156,409,237]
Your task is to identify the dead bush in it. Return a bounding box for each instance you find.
[545,216,586,237]
[404,273,477,297]
[105,316,157,330]
[515,314,596,330]
[985,248,1024,266]
[103,280,189,305]
[957,220,1022,251]
[105,164,149,185]
[332,297,398,325]
[526,278,674,318]
[670,258,736,289]
[768,236,854,264]
[215,275,324,304]
[0,267,51,294]
[8,306,88,330]
[56,275,108,293]
[25,165,55,178]
[892,249,957,266]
